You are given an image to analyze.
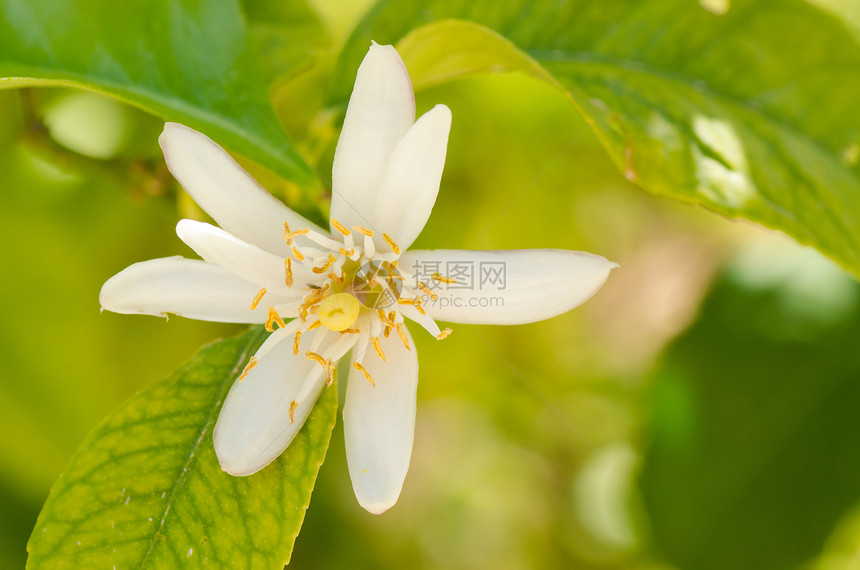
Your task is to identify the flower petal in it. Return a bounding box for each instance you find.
[176,219,315,291]
[374,104,452,249]
[331,42,415,231]
[344,327,418,514]
[99,256,291,323]
[400,249,617,325]
[159,123,327,255]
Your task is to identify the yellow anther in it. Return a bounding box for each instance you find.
[293,330,302,355]
[265,306,286,332]
[288,400,298,424]
[338,247,355,257]
[413,299,426,315]
[249,287,267,310]
[352,225,374,237]
[318,292,360,332]
[437,328,453,340]
[377,309,395,326]
[382,233,401,255]
[431,272,457,284]
[383,325,392,338]
[307,320,322,331]
[371,337,385,361]
[284,258,293,287]
[291,245,305,261]
[339,328,360,334]
[312,254,336,274]
[299,306,309,322]
[330,218,351,236]
[417,281,438,301]
[309,304,320,314]
[397,297,416,306]
[306,350,327,368]
[388,311,397,323]
[238,357,258,382]
[328,270,346,285]
[353,361,375,387]
[283,222,309,244]
[396,323,411,351]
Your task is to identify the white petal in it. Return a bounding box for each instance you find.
[374,105,452,249]
[331,43,415,231]
[159,123,327,255]
[99,257,291,323]
[400,249,616,325]
[176,219,315,291]
[214,324,323,476]
[344,327,418,514]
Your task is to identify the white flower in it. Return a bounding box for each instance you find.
[99,42,616,514]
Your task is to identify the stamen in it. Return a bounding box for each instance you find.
[299,306,309,322]
[432,272,457,284]
[293,330,302,355]
[437,328,453,340]
[397,297,416,306]
[328,270,346,285]
[307,320,322,331]
[330,218,351,236]
[413,299,426,315]
[338,247,355,257]
[238,357,258,382]
[384,325,392,338]
[249,287,267,310]
[417,281,438,301]
[265,306,286,332]
[353,361,375,387]
[371,337,386,361]
[306,350,327,368]
[288,400,298,424]
[352,225,374,237]
[396,323,411,351]
[283,222,309,244]
[312,254,336,274]
[382,233,401,255]
[339,328,360,334]
[377,309,395,326]
[291,245,305,261]
[284,258,293,287]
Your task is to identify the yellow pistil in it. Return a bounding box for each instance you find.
[293,330,302,355]
[437,328,453,340]
[382,233,400,255]
[330,218,351,236]
[417,281,438,301]
[396,323,411,351]
[371,337,385,361]
[312,254,336,274]
[238,357,258,382]
[431,272,457,284]
[265,306,286,332]
[353,361,375,387]
[291,245,305,261]
[318,292,360,332]
[288,400,298,424]
[352,225,374,237]
[284,258,293,287]
[249,287,267,310]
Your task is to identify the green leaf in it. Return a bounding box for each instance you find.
[26,326,337,569]
[333,0,860,277]
[640,249,860,569]
[0,0,318,186]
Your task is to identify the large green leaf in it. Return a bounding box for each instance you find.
[333,0,860,277]
[26,326,337,569]
[640,249,860,569]
[0,0,318,186]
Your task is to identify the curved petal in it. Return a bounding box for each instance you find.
[331,42,415,231]
[99,257,292,323]
[344,327,418,514]
[400,249,617,325]
[374,105,452,249]
[213,324,324,476]
[176,219,316,291]
[159,123,327,256]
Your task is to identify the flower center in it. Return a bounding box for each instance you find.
[318,292,360,331]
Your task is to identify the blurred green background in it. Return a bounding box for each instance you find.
[4,1,860,569]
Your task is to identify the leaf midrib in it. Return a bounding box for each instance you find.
[135,328,265,570]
